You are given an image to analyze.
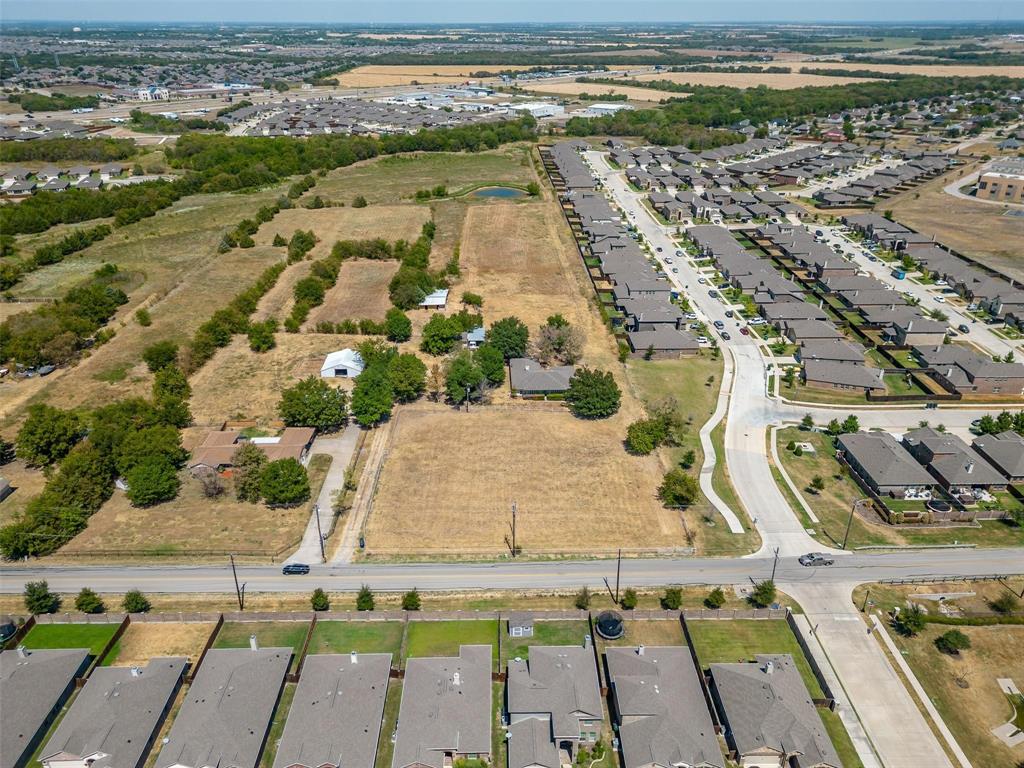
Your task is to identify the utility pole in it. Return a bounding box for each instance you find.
[510,501,517,558]
[770,546,780,583]
[230,554,245,611]
[614,548,622,604]
[314,503,325,562]
[843,499,861,550]
[861,588,872,613]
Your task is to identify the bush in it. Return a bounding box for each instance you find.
[574,586,592,610]
[278,376,348,431]
[680,449,696,469]
[122,589,151,613]
[402,589,422,611]
[894,604,927,636]
[565,368,621,419]
[626,418,667,455]
[658,468,699,507]
[990,593,1020,614]
[142,340,179,372]
[24,580,60,614]
[352,195,368,208]
[248,320,277,352]
[356,584,374,611]
[620,588,638,610]
[260,458,311,506]
[934,629,971,655]
[750,580,777,608]
[462,291,484,308]
[705,587,726,609]
[75,587,105,614]
[311,588,330,611]
[125,456,181,507]
[135,307,152,326]
[16,404,84,467]
[661,587,683,610]
[384,308,413,342]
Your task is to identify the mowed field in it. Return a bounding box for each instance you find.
[365,408,683,555]
[306,259,400,327]
[633,70,882,89]
[258,206,430,257]
[528,81,686,102]
[335,65,533,87]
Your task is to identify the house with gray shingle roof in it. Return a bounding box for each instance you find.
[41,657,187,768]
[392,645,492,768]
[510,358,575,396]
[155,647,291,768]
[272,652,391,768]
[972,431,1024,483]
[1,647,90,768]
[709,655,841,768]
[901,427,1006,494]
[802,360,884,393]
[506,644,603,768]
[837,432,936,498]
[606,646,724,768]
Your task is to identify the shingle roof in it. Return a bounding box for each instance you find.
[509,358,575,394]
[507,645,602,741]
[838,432,935,488]
[972,431,1024,479]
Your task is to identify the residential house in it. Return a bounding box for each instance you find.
[709,655,841,768]
[796,339,865,366]
[626,327,700,359]
[272,652,392,768]
[463,327,486,349]
[913,345,1024,395]
[40,658,187,768]
[606,646,724,768]
[802,360,884,393]
[155,647,291,768]
[507,644,603,768]
[972,431,1024,484]
[902,426,1007,496]
[782,320,845,344]
[189,428,316,473]
[1,648,91,768]
[837,432,936,499]
[320,348,365,378]
[510,358,576,396]
[392,646,492,768]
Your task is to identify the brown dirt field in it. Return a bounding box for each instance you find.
[886,163,1024,282]
[336,65,533,87]
[306,259,399,327]
[110,622,215,666]
[0,459,47,526]
[528,82,685,102]
[257,206,430,258]
[799,62,1024,78]
[189,333,359,425]
[633,71,882,89]
[365,407,684,555]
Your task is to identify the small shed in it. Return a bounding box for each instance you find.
[507,613,534,638]
[320,349,364,379]
[463,326,486,349]
[419,288,449,309]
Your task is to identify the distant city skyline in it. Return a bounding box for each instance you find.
[6,1,1024,24]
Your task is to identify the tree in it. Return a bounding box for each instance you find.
[402,588,422,611]
[75,587,105,614]
[680,449,696,469]
[626,419,667,455]
[935,629,971,655]
[260,458,310,506]
[352,195,368,208]
[750,580,777,608]
[0,437,14,466]
[142,340,179,372]
[273,233,288,247]
[311,588,330,611]
[47,442,115,512]
[153,365,191,401]
[894,604,926,636]
[445,351,485,404]
[198,470,225,498]
[24,580,60,614]
[125,456,181,507]
[658,469,699,507]
[16,404,84,466]
[248,320,277,352]
[461,292,484,308]
[800,414,814,430]
[279,376,349,431]
[420,314,462,356]
[566,368,621,419]
[661,587,683,610]
[826,418,842,436]
[356,584,375,611]
[705,587,726,609]
[976,415,997,434]
[135,307,152,326]
[782,368,795,388]
[574,586,592,610]
[526,181,540,196]
[487,317,529,360]
[233,442,268,502]
[384,307,412,342]
[389,353,427,402]
[620,588,638,610]
[810,475,826,493]
[535,321,585,366]
[426,363,444,402]
[841,414,860,434]
[474,344,506,386]
[351,365,395,427]
[115,425,187,478]
[990,593,1019,614]
[122,589,151,613]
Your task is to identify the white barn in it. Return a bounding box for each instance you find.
[320,349,364,378]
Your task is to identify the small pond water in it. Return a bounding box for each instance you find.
[470,186,527,199]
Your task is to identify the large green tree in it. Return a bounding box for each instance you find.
[658,468,699,507]
[445,351,485,404]
[474,344,506,386]
[142,340,179,372]
[384,307,413,342]
[350,365,395,427]
[278,376,349,431]
[389,353,427,402]
[125,455,181,507]
[260,458,311,506]
[486,317,529,359]
[565,368,621,419]
[420,313,462,356]
[16,404,84,467]
[232,443,267,502]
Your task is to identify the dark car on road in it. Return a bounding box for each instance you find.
[798,552,834,567]
[957,324,970,334]
[720,331,731,340]
[282,563,310,575]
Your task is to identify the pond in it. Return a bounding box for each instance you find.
[470,186,528,199]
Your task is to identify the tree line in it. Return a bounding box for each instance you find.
[0,223,113,290]
[8,92,99,112]
[0,137,137,163]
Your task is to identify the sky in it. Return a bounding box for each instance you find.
[5,0,1024,24]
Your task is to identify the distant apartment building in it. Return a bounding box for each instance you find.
[976,158,1024,203]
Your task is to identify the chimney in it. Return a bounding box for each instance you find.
[350,650,358,665]
[249,634,259,652]
[967,461,975,475]
[130,666,142,678]
[16,645,27,659]
[637,645,645,656]
[453,671,461,687]
[764,660,775,675]
[584,635,592,649]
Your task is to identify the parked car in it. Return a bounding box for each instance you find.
[685,313,698,320]
[656,246,663,252]
[957,324,970,334]
[675,249,683,257]
[798,552,834,567]
[935,279,948,286]
[724,310,734,318]
[672,267,679,273]
[739,327,750,335]
[934,296,945,303]
[720,331,731,340]
[708,290,719,298]
[713,320,725,329]
[697,277,707,285]
[282,563,311,575]
[696,336,710,345]
[37,365,56,376]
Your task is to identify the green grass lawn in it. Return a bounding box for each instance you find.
[23,623,119,658]
[214,621,309,671]
[307,621,404,657]
[375,680,403,768]
[503,620,590,664]
[404,620,499,669]
[883,373,927,397]
[259,682,296,768]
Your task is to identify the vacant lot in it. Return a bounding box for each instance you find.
[258,206,430,258]
[887,165,1024,282]
[23,623,119,657]
[887,623,1024,768]
[105,622,215,666]
[313,146,537,204]
[634,70,882,89]
[799,61,1024,78]
[336,65,533,86]
[307,620,404,656]
[306,259,399,327]
[404,619,499,665]
[527,81,686,102]
[366,407,682,556]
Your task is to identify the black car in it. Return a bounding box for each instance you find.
[281,563,310,575]
[957,324,970,334]
[720,331,731,341]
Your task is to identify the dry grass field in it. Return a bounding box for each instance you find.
[189,333,358,425]
[799,62,1024,78]
[251,259,312,323]
[335,65,533,87]
[257,206,430,258]
[306,260,400,327]
[527,81,685,102]
[0,459,47,526]
[633,71,883,89]
[365,407,684,555]
[108,622,215,666]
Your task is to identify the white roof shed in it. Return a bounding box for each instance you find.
[320,348,365,378]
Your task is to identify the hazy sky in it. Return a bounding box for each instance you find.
[5,0,1024,24]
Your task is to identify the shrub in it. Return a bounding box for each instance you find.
[311,588,330,611]
[934,629,971,655]
[658,469,698,507]
[273,233,288,247]
[705,587,726,609]
[990,593,1020,614]
[620,588,638,610]
[894,604,927,636]
[352,195,368,208]
[122,589,152,613]
[750,580,777,608]
[565,368,621,419]
[142,340,179,372]
[626,418,667,455]
[661,587,683,610]
[384,308,413,342]
[574,586,591,610]
[75,587,105,614]
[135,307,152,326]
[260,458,311,506]
[462,291,483,308]
[248,320,277,352]
[125,456,181,507]
[24,580,60,614]
[680,449,696,469]
[402,589,422,611]
[356,584,374,611]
